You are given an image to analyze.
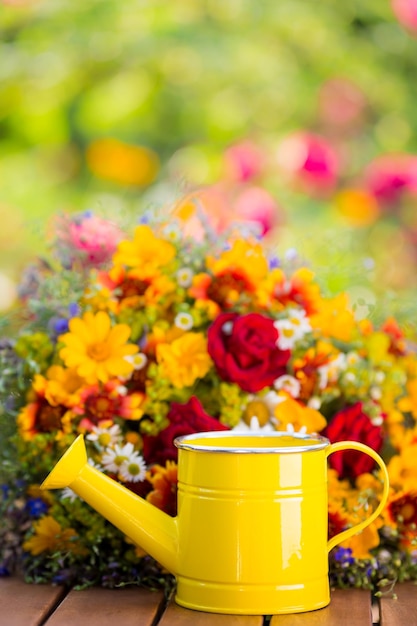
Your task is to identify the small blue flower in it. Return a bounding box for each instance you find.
[26,497,48,518]
[54,318,70,334]
[0,565,10,577]
[334,547,355,565]
[52,571,71,584]
[269,256,280,269]
[1,484,10,499]
[68,302,80,317]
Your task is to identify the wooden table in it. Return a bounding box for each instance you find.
[1,577,415,625]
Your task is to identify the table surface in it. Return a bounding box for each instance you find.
[0,577,416,626]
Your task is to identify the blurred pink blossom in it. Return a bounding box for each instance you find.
[56,213,125,267]
[174,183,281,241]
[223,141,265,183]
[276,131,339,196]
[233,186,278,236]
[363,154,417,207]
[392,0,417,33]
[318,78,367,131]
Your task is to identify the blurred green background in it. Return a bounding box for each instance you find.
[2,0,417,320]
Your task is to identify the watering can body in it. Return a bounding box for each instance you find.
[41,431,389,615]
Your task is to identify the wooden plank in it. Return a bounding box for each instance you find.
[0,577,66,626]
[158,596,263,626]
[379,581,417,626]
[270,589,373,626]
[44,586,165,626]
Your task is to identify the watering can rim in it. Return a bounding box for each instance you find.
[174,430,330,454]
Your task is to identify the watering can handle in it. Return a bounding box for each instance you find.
[326,440,390,553]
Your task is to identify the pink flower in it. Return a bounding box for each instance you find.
[318,78,367,130]
[68,214,124,265]
[276,131,339,195]
[174,183,281,240]
[392,0,417,33]
[223,141,265,182]
[55,213,125,268]
[364,154,417,207]
[233,186,280,236]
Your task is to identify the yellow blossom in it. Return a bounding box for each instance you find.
[388,445,417,491]
[310,293,356,342]
[342,522,381,560]
[86,139,159,187]
[273,396,327,433]
[364,331,392,364]
[23,516,84,556]
[398,378,417,422]
[33,366,85,407]
[156,332,212,388]
[112,225,176,277]
[59,311,138,384]
[206,239,269,287]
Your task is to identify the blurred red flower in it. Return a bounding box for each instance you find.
[142,396,228,465]
[324,403,384,480]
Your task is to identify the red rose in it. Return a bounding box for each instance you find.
[207,312,291,393]
[323,403,384,480]
[142,396,229,465]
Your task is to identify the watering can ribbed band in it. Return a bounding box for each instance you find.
[177,484,308,498]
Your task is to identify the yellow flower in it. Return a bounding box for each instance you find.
[398,378,417,422]
[112,225,176,277]
[59,311,138,384]
[273,396,327,433]
[388,444,417,491]
[33,366,85,407]
[342,521,381,560]
[310,293,356,342]
[23,516,83,556]
[156,332,212,388]
[206,239,269,287]
[334,189,380,227]
[86,138,159,187]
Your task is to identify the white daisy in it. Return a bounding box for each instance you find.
[308,396,322,410]
[233,415,275,432]
[317,354,347,389]
[87,423,122,449]
[162,222,182,242]
[61,487,78,502]
[274,309,311,350]
[273,374,301,398]
[125,352,148,371]
[101,442,135,474]
[119,453,147,483]
[285,422,307,434]
[174,311,194,331]
[177,267,193,288]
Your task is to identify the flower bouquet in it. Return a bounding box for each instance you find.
[1,205,417,592]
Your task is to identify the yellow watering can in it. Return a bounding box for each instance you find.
[41,431,389,615]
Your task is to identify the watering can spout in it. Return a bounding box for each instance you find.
[41,435,179,575]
